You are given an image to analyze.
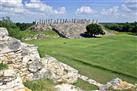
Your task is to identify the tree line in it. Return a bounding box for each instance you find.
[0,17,34,39]
[102,22,137,34]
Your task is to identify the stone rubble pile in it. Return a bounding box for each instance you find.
[99,78,136,91]
[24,33,46,40]
[79,75,103,87]
[32,24,52,31]
[79,75,136,91]
[0,27,81,91]
[41,55,78,84]
[0,27,47,81]
[0,69,31,91]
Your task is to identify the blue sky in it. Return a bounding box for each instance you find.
[0,0,137,23]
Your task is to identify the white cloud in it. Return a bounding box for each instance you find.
[121,4,131,12]
[76,6,96,14]
[100,0,137,21]
[54,7,66,15]
[121,0,137,14]
[0,0,66,16]
[0,0,22,7]
[25,0,53,12]
[100,0,137,16]
[124,0,137,3]
[0,0,25,13]
[101,6,119,16]
[24,0,66,15]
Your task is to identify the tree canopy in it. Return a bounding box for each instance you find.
[86,24,104,37]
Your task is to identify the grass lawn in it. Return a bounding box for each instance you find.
[25,34,137,84]
[74,79,98,91]
[24,79,55,91]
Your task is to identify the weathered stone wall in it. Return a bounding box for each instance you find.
[0,27,80,91]
[0,27,46,81]
[52,23,89,38]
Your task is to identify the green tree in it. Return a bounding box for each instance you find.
[86,24,104,37]
[0,16,22,39]
[16,22,33,31]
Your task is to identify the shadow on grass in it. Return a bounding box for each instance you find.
[60,55,137,80]
[80,33,102,38]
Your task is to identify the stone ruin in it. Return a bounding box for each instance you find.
[35,19,98,25]
[0,27,136,91]
[0,27,80,91]
[33,19,99,38]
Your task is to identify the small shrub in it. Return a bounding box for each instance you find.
[0,63,8,70]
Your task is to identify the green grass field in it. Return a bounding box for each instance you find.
[25,34,137,85]
[24,79,55,91]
